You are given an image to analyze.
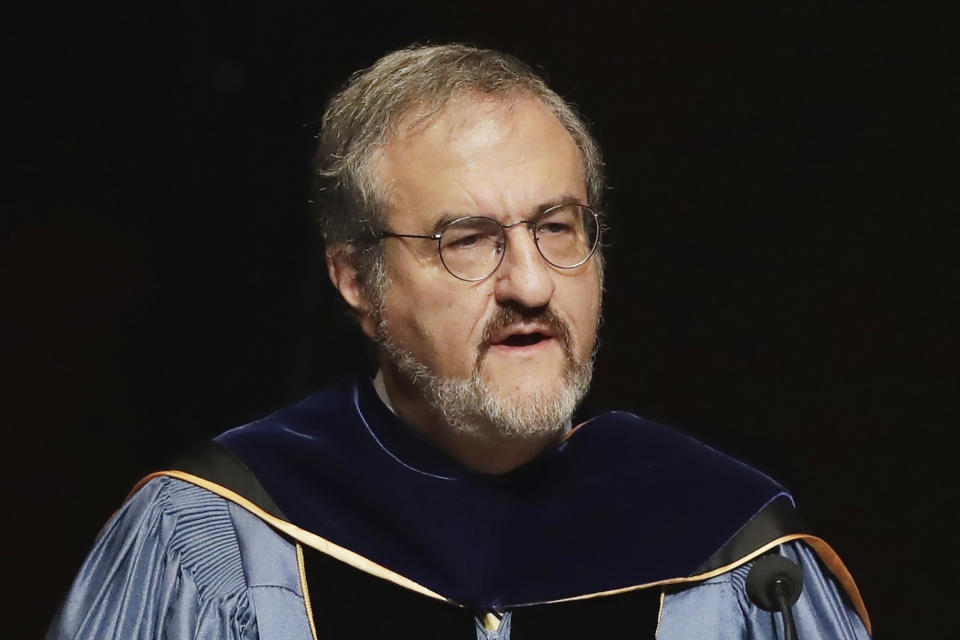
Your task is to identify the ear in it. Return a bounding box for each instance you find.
[325,244,380,340]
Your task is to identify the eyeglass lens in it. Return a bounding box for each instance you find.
[438,204,598,281]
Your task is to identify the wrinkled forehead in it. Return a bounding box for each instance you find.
[372,92,586,221]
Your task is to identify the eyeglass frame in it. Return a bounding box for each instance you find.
[375,202,601,282]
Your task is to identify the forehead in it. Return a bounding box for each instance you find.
[375,93,587,227]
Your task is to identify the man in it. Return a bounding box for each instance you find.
[49,44,871,639]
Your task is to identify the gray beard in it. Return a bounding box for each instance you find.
[377,315,594,439]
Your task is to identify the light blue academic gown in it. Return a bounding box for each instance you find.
[48,475,871,639]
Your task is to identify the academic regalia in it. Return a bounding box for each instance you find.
[48,378,871,639]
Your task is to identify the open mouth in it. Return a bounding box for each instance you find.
[497,332,552,347]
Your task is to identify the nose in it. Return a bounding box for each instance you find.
[492,224,555,309]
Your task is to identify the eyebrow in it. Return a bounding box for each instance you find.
[536,194,587,213]
[429,213,463,235]
[428,194,587,233]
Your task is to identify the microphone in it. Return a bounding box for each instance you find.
[746,554,804,640]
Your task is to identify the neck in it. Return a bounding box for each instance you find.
[377,365,563,475]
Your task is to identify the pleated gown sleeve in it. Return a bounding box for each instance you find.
[46,476,314,640]
[657,540,871,639]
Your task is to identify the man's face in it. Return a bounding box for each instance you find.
[373,94,602,436]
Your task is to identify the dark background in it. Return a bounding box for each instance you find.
[4,1,952,637]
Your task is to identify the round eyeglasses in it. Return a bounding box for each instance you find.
[377,203,601,282]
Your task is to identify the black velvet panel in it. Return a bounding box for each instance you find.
[215,378,789,609]
[302,545,661,639]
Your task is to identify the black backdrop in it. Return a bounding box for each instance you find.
[4,2,952,637]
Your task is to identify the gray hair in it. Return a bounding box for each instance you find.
[312,43,606,305]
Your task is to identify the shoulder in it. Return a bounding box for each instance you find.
[573,410,767,469]
[50,476,259,638]
[125,476,252,588]
[124,473,233,523]
[135,476,316,637]
[657,540,871,640]
[49,476,313,640]
[123,475,303,593]
[568,410,788,499]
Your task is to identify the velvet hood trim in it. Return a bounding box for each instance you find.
[131,378,869,631]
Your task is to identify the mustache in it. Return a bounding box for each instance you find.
[477,304,574,361]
